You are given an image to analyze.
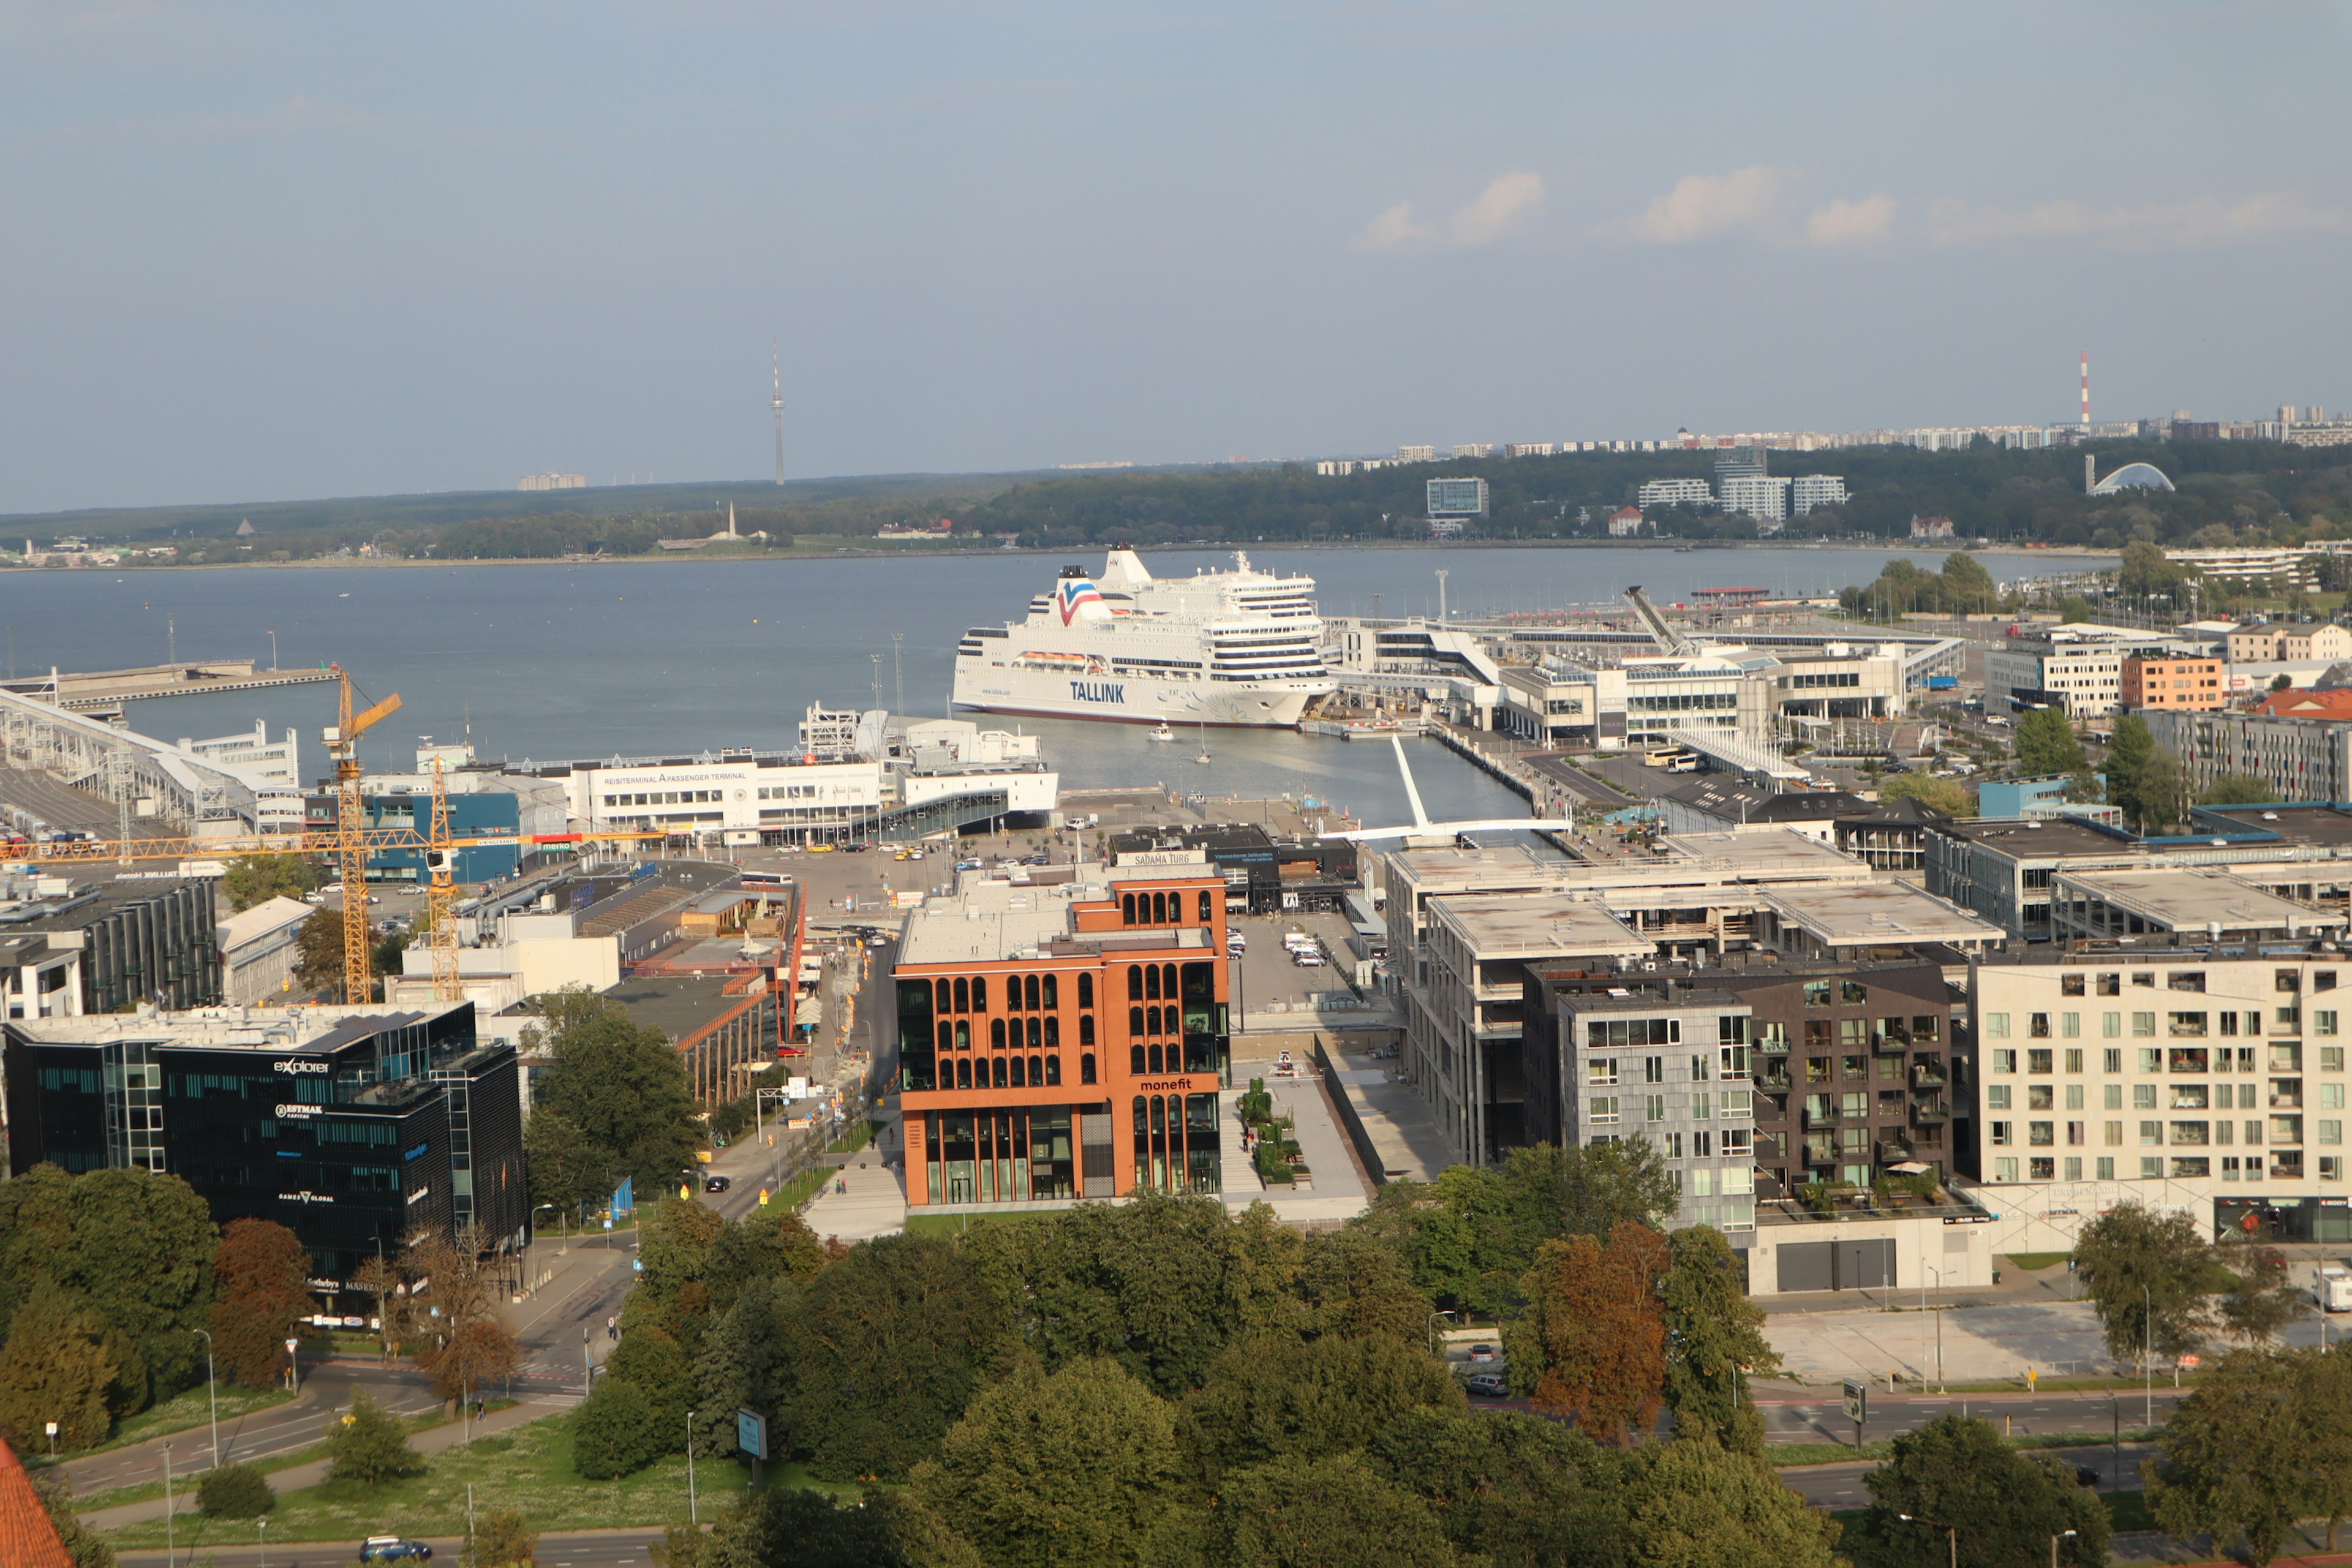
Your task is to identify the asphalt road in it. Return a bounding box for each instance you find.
[119,1528,668,1567]
[1782,1442,2158,1509]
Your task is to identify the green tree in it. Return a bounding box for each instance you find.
[2297,1345,2352,1550]
[0,1294,118,1450]
[1877,772,1972,818]
[572,1375,666,1479]
[911,1357,1183,1568]
[294,907,356,996]
[525,989,704,1201]
[1294,1228,1434,1343]
[962,1193,1300,1397]
[703,1205,829,1317]
[2014,706,2086,778]
[694,1276,796,1461]
[221,853,322,912]
[2147,1349,2311,1568]
[2216,1243,2304,1347]
[197,1461,276,1518]
[1621,1435,1849,1568]
[776,1231,1011,1480]
[1371,1409,1628,1568]
[2101,712,2154,824]
[1660,1227,1780,1452]
[1139,1452,1458,1568]
[2136,750,2190,835]
[705,1486,981,1568]
[2200,774,2282,807]
[466,1507,539,1568]
[1940,552,1999,614]
[2271,671,2295,693]
[606,1327,695,1453]
[1847,1414,2105,1568]
[326,1388,424,1483]
[209,1218,311,1386]
[1180,1333,1464,1483]
[524,1107,617,1217]
[2073,1203,2214,1368]
[2119,538,2187,601]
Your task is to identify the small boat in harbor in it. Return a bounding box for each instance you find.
[1195,722,1212,764]
[1147,722,1176,742]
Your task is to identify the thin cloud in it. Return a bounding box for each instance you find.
[1351,172,1545,254]
[1805,194,1896,248]
[1604,165,1792,244]
[1928,191,2352,250]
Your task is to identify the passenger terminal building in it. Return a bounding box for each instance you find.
[890,858,1231,1210]
[2,1000,523,1290]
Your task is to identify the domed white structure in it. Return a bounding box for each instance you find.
[2087,459,2174,496]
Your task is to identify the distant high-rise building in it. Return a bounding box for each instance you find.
[1790,474,1849,514]
[1714,445,1766,485]
[1396,445,1437,462]
[1426,477,1490,518]
[1451,443,1492,459]
[1718,475,1792,523]
[519,473,587,492]
[1504,442,1555,458]
[1637,478,1713,510]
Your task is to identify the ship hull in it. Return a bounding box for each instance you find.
[952,661,1322,727]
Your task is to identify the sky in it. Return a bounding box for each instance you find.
[3,0,2350,513]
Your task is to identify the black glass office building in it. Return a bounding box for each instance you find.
[3,1001,525,1289]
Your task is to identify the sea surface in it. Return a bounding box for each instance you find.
[0,543,2108,834]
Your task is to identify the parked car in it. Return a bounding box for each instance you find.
[2072,1466,2101,1488]
[955,859,982,872]
[1464,1373,1510,1398]
[704,1175,733,1193]
[358,1540,434,1562]
[1467,1343,1498,1363]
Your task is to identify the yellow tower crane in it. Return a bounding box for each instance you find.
[328,670,403,1006]
[426,756,463,1003]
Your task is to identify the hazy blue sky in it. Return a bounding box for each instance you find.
[4,1,2348,512]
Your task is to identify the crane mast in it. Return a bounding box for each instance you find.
[328,669,402,1006]
[428,756,462,1003]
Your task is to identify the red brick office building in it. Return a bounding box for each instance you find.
[891,862,1231,1208]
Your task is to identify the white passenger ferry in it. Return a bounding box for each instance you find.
[952,548,1333,726]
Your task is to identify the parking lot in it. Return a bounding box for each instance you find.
[1224,907,1376,1031]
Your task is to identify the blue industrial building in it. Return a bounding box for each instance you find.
[305,789,529,883]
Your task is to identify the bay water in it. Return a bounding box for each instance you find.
[0,543,2105,834]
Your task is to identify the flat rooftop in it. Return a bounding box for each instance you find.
[1427,892,1649,958]
[1758,880,2004,946]
[2052,867,2349,934]
[2204,804,2352,849]
[1387,843,1566,894]
[604,974,756,1042]
[1932,817,2133,857]
[1655,827,1872,879]
[8,1003,451,1054]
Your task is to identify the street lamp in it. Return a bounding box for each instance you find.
[1925,1264,1946,1392]
[258,1517,268,1568]
[1897,1513,1956,1568]
[190,1327,221,1469]
[162,1439,175,1568]
[2144,1284,2154,1428]
[2050,1527,2078,1568]
[687,1410,699,1524]
[284,1337,301,1395]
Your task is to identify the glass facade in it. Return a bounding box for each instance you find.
[3,1003,522,1286]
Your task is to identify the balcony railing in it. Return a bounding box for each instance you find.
[1910,1100,1950,1126]
[1912,1065,1947,1090]
[1756,1069,1793,1092]
[1874,1030,1913,1055]
[1755,1033,1792,1055]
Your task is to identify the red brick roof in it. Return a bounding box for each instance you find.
[0,1438,75,1568]
[2253,688,2352,719]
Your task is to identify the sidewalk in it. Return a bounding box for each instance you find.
[82,1393,574,1529]
[801,1136,908,1243]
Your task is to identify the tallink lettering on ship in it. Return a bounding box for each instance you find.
[1069,680,1126,704]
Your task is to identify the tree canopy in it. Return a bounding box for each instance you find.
[2013,706,2086,780]
[523,987,704,1202]
[1847,1414,2107,1568]
[2074,1203,2214,1365]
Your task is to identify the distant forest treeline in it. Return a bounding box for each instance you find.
[13,439,2352,564]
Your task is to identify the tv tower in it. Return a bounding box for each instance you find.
[2080,350,2090,429]
[771,344,786,485]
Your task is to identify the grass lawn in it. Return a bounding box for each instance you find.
[26,1385,296,1472]
[2003,1251,2071,1272]
[75,1411,450,1515]
[904,1210,1053,1237]
[102,1414,864,1547]
[1770,1428,2161,1469]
